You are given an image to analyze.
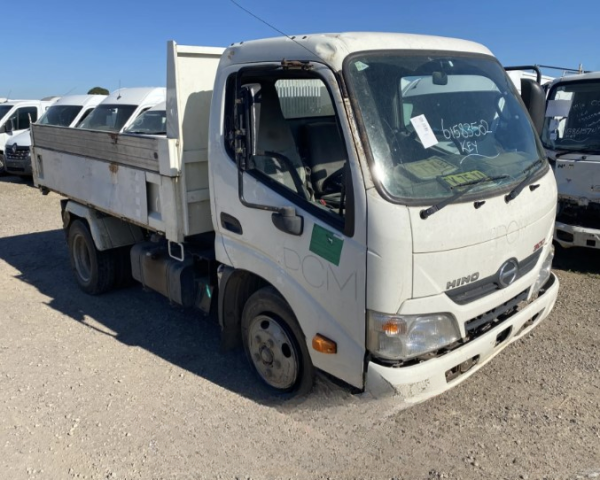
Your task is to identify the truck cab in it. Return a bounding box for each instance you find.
[541,72,600,249]
[0,98,58,174]
[210,33,558,399]
[4,94,106,176]
[77,87,165,132]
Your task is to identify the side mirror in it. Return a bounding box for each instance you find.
[4,118,14,134]
[272,206,303,236]
[520,78,545,136]
[0,123,5,133]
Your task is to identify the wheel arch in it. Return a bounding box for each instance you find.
[218,266,288,351]
[61,200,144,251]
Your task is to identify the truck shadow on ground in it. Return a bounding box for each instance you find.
[0,174,35,187]
[0,229,351,409]
[552,244,600,276]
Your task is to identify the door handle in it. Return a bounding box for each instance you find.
[220,212,243,235]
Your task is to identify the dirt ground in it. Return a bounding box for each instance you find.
[1,175,599,480]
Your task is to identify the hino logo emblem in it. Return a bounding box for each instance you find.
[446,272,480,290]
[498,259,518,288]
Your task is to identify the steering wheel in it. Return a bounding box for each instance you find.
[262,151,310,200]
[321,166,345,194]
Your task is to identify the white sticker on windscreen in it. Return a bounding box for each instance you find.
[545,99,572,117]
[410,114,438,149]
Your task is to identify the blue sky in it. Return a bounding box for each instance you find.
[3,0,598,99]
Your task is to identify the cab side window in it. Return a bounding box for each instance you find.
[8,107,38,130]
[224,73,351,231]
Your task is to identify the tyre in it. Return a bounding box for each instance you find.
[241,286,315,396]
[67,219,117,295]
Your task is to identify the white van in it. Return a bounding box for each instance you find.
[4,94,106,176]
[123,101,166,136]
[0,98,58,174]
[77,87,165,132]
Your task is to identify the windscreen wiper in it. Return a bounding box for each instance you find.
[552,150,575,160]
[549,147,600,160]
[505,158,544,203]
[420,174,509,219]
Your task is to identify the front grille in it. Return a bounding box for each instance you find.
[557,200,600,230]
[465,289,529,335]
[5,147,30,161]
[446,249,542,305]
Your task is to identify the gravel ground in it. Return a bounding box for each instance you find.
[1,175,599,480]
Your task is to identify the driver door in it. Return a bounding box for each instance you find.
[212,66,368,389]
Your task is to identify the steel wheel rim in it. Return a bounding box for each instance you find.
[247,314,299,390]
[73,235,92,283]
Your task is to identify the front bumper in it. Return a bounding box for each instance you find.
[554,221,600,249]
[365,272,559,404]
[4,155,32,176]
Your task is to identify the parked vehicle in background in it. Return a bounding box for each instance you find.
[0,98,58,174]
[541,72,600,249]
[123,101,166,136]
[77,87,165,132]
[32,34,558,403]
[4,94,106,176]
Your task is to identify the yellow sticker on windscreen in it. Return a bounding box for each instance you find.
[401,157,457,181]
[439,170,489,189]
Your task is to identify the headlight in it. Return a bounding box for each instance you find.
[367,311,460,361]
[530,246,554,297]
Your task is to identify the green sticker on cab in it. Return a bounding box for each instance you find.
[309,224,343,266]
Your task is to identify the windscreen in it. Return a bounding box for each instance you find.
[38,105,83,127]
[344,53,545,203]
[78,104,137,132]
[124,109,166,135]
[0,105,12,120]
[541,80,600,152]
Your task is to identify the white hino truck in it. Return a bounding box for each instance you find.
[541,72,600,250]
[31,33,559,403]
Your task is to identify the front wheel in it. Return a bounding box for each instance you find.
[241,287,315,396]
[68,219,117,295]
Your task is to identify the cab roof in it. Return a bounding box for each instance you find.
[221,32,494,71]
[548,71,600,87]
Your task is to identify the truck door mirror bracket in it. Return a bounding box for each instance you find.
[272,207,304,236]
[520,78,545,136]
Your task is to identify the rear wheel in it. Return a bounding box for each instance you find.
[68,219,117,295]
[241,287,314,396]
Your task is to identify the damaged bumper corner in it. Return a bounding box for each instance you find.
[365,272,559,404]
